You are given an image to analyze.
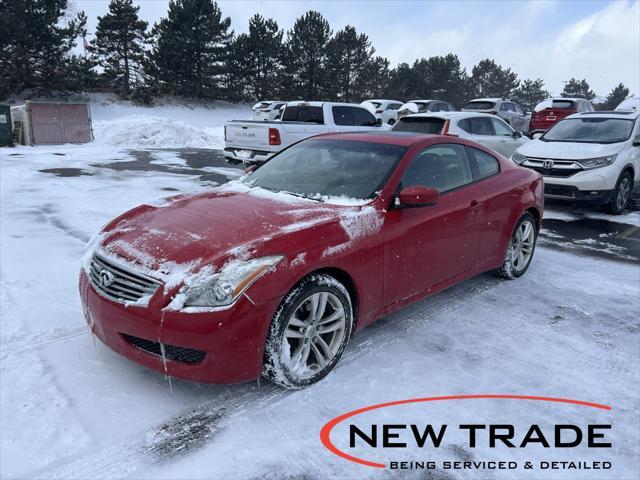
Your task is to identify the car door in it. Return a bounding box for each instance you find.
[383,143,486,305]
[489,117,522,157]
[351,107,380,131]
[332,106,355,132]
[466,116,503,152]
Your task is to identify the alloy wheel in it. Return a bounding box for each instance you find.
[283,292,347,378]
[511,219,535,273]
[616,176,631,211]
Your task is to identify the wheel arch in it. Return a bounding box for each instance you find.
[525,206,542,232]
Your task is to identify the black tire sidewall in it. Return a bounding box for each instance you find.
[263,275,353,389]
[608,170,633,214]
[502,212,538,278]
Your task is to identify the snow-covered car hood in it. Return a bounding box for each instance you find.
[93,183,355,275]
[516,140,626,160]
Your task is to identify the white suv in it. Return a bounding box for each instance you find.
[361,99,403,125]
[511,111,640,214]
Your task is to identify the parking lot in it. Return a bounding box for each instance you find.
[1,145,639,479]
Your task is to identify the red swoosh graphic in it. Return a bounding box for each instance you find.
[320,394,612,469]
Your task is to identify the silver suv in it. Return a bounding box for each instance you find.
[462,98,527,130]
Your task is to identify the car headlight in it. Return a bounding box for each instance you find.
[182,255,284,308]
[578,154,617,169]
[511,152,526,164]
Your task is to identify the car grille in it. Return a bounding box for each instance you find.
[521,157,582,178]
[89,252,161,304]
[122,334,206,364]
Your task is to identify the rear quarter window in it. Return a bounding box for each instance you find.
[393,117,445,134]
[467,147,500,180]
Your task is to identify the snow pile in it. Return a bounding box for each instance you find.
[94,115,224,149]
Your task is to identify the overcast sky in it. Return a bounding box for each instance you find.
[71,0,639,96]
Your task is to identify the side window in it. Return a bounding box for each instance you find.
[332,106,354,126]
[514,104,524,114]
[388,103,402,110]
[491,118,513,136]
[400,144,473,193]
[352,107,377,126]
[445,103,455,111]
[500,103,510,112]
[470,117,494,135]
[417,103,429,113]
[272,103,284,110]
[467,147,500,180]
[458,118,472,133]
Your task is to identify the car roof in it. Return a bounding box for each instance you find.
[311,131,441,147]
[399,112,498,120]
[364,99,400,103]
[406,99,438,103]
[467,98,507,103]
[569,111,639,119]
[285,101,365,108]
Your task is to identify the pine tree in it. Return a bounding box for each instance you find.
[561,78,595,100]
[512,78,549,111]
[227,14,284,101]
[148,0,232,98]
[384,62,416,100]
[470,59,520,98]
[325,26,375,102]
[90,0,148,97]
[0,0,87,97]
[600,83,629,110]
[284,11,331,99]
[359,56,390,99]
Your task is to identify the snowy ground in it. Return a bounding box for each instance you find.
[1,136,639,479]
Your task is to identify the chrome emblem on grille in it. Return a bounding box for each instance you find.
[99,269,115,287]
[543,159,554,168]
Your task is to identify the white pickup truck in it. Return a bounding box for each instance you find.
[223,101,384,164]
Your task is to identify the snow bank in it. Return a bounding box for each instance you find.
[94,115,224,149]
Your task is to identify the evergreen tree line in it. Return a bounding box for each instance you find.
[0,0,631,110]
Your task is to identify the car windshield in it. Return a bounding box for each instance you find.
[244,139,406,200]
[464,101,495,110]
[393,117,445,134]
[541,117,634,144]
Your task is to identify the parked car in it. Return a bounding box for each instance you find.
[396,100,456,120]
[616,96,640,112]
[462,98,527,130]
[512,110,640,214]
[224,101,382,164]
[392,112,528,158]
[81,132,543,389]
[252,101,287,121]
[529,98,594,136]
[361,99,403,125]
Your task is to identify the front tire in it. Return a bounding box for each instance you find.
[263,274,353,389]
[606,170,633,214]
[496,212,537,279]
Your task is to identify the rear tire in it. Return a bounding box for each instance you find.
[263,274,353,389]
[606,170,633,215]
[496,212,537,279]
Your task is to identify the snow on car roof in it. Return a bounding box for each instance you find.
[313,131,434,146]
[571,111,639,119]
[398,112,496,120]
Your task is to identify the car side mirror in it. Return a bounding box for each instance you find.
[633,135,640,147]
[396,185,439,208]
[513,131,522,139]
[532,133,543,140]
[376,118,383,126]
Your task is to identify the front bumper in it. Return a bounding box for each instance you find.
[543,184,614,204]
[79,271,279,384]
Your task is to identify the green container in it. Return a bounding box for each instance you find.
[0,104,14,147]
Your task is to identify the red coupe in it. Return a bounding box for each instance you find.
[79,133,543,389]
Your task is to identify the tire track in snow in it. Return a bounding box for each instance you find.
[0,325,88,360]
[30,274,499,480]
